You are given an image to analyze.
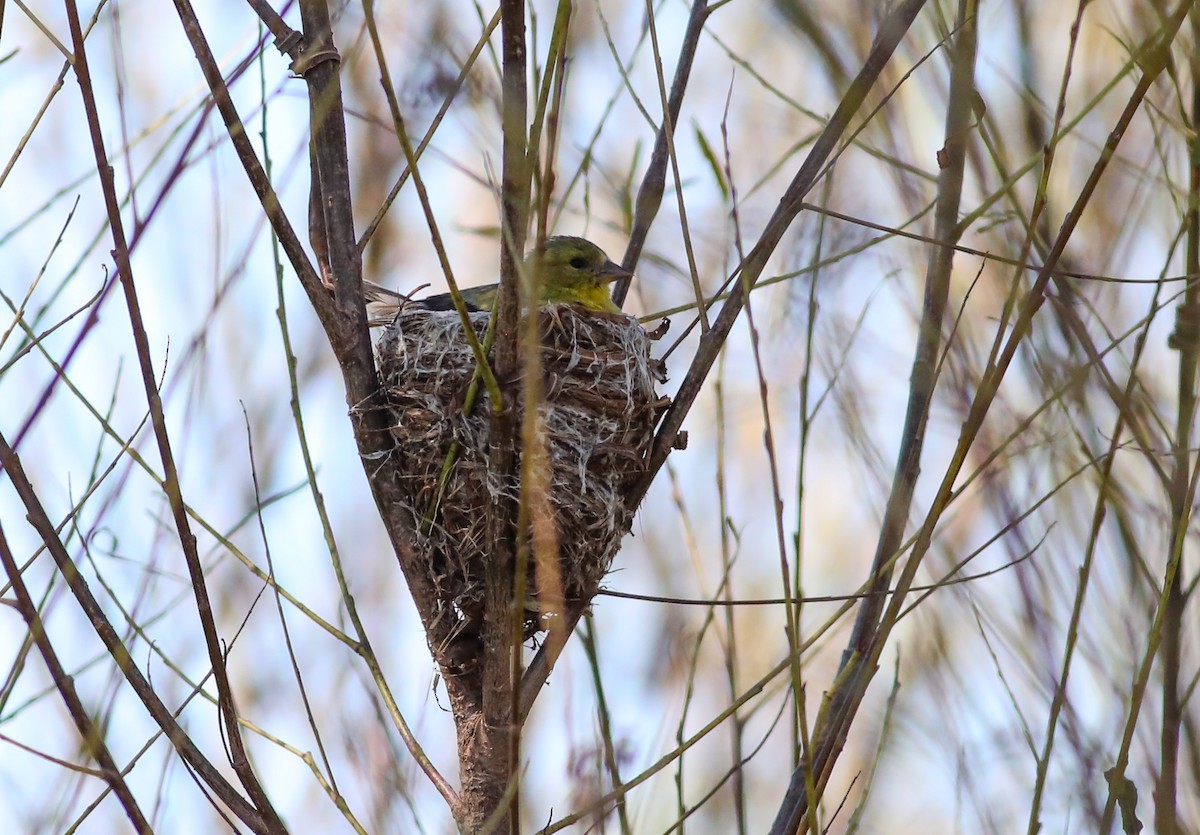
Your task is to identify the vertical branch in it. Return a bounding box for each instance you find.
[634,0,708,329]
[470,2,532,831]
[514,0,729,723]
[529,0,572,247]
[495,0,532,328]
[64,0,285,827]
[1156,10,1200,829]
[843,0,976,684]
[296,1,368,350]
[770,0,976,830]
[518,4,570,639]
[519,0,571,678]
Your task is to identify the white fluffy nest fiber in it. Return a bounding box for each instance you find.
[375,304,668,635]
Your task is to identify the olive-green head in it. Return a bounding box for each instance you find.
[527,236,631,313]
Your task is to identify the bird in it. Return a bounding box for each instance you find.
[363,236,631,325]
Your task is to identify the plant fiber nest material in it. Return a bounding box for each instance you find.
[375,304,667,637]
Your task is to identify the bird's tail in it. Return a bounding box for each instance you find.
[362,279,423,326]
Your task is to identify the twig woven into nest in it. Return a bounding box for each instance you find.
[376,303,668,635]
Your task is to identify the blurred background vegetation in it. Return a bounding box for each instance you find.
[2,0,1198,832]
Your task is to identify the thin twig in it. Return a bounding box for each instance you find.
[0,525,151,834]
[65,0,284,827]
[612,0,710,306]
[0,433,271,830]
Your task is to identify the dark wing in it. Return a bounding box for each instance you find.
[409,292,484,312]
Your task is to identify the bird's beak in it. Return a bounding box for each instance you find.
[599,259,634,284]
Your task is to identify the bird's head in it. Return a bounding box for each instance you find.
[527,236,631,313]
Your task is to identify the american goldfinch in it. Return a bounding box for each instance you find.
[364,236,631,324]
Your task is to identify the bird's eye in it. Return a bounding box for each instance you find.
[569,257,588,269]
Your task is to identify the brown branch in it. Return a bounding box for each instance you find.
[1156,6,1200,831]
[630,0,930,513]
[846,0,975,723]
[174,1,472,816]
[0,524,151,834]
[286,12,486,813]
[63,0,285,828]
[612,0,710,306]
[245,0,302,58]
[0,434,272,830]
[172,0,326,315]
[770,1,973,830]
[465,1,533,829]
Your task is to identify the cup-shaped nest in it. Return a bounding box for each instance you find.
[376,304,668,636]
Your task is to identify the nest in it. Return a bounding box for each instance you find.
[376,304,667,637]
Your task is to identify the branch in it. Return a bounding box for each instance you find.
[65,0,285,827]
[460,1,534,830]
[613,0,710,305]
[770,0,973,829]
[0,435,273,831]
[0,524,151,834]
[630,0,931,511]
